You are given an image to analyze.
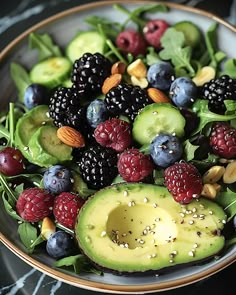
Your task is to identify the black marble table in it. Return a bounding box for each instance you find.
[0,0,236,294]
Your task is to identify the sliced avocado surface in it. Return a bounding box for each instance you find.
[76,183,226,274]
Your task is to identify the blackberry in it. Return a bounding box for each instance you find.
[105,83,151,121]
[71,52,111,97]
[49,87,95,143]
[77,145,118,190]
[49,87,85,128]
[202,75,236,114]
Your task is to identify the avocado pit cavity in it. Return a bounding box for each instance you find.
[106,204,177,249]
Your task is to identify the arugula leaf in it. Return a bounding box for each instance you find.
[191,99,236,135]
[0,173,17,205]
[29,32,62,60]
[215,189,236,221]
[10,62,31,102]
[18,222,39,252]
[159,28,195,77]
[222,59,236,78]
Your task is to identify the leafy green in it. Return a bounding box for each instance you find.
[29,32,62,60]
[10,63,31,102]
[205,22,218,68]
[183,139,199,161]
[222,59,236,78]
[191,99,236,135]
[18,222,39,252]
[215,189,236,221]
[159,28,195,77]
[2,192,23,221]
[54,254,102,275]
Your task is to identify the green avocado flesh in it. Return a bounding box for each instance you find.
[76,183,226,274]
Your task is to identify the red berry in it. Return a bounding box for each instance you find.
[16,187,54,222]
[143,19,170,50]
[210,122,236,159]
[53,192,84,229]
[116,30,147,57]
[0,147,24,176]
[164,162,203,204]
[94,118,132,152]
[118,148,154,182]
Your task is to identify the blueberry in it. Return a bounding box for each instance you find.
[150,134,183,168]
[147,62,175,91]
[24,83,49,109]
[46,231,76,258]
[169,77,198,108]
[43,165,73,194]
[86,98,108,128]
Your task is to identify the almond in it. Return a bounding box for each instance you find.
[147,87,171,103]
[102,73,122,94]
[111,61,126,75]
[57,126,85,148]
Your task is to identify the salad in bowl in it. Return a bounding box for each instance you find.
[0,0,236,293]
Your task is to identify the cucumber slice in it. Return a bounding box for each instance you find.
[132,103,186,145]
[174,21,202,48]
[66,31,106,62]
[15,105,53,162]
[30,56,71,88]
[28,125,72,167]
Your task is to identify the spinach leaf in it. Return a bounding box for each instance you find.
[215,189,236,221]
[2,192,23,221]
[18,222,38,252]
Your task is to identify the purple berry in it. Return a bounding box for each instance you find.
[86,98,108,128]
[169,77,198,108]
[147,62,175,91]
[150,134,183,168]
[0,147,24,176]
[46,231,76,258]
[43,165,73,194]
[24,83,49,109]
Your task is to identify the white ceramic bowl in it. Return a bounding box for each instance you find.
[0,1,236,293]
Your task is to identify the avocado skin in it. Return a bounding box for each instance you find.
[75,183,226,275]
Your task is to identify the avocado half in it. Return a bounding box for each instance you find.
[75,183,226,274]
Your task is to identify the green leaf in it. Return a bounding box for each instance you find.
[54,254,99,274]
[145,47,161,66]
[18,222,38,252]
[222,59,236,78]
[183,139,199,161]
[215,189,236,221]
[205,22,218,68]
[191,99,236,135]
[0,173,17,204]
[159,28,195,76]
[10,63,31,102]
[29,32,62,60]
[1,192,23,221]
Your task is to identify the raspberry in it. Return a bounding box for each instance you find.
[16,188,54,222]
[209,122,236,159]
[116,30,147,57]
[94,118,132,152]
[143,19,170,50]
[164,162,203,204]
[53,192,84,229]
[118,148,154,182]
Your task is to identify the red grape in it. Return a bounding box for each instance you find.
[0,147,25,176]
